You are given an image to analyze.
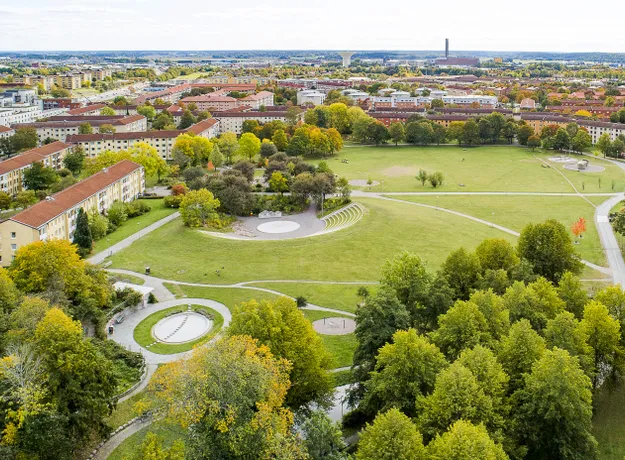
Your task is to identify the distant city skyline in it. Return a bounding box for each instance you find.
[2,0,625,53]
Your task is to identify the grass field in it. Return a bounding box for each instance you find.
[594,384,625,460]
[110,198,517,284]
[109,421,185,460]
[386,195,606,266]
[93,199,177,254]
[249,282,376,313]
[133,304,224,354]
[323,145,625,193]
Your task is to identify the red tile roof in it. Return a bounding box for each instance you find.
[67,104,107,115]
[0,126,14,133]
[0,141,71,176]
[11,160,143,229]
[180,95,237,103]
[185,118,218,135]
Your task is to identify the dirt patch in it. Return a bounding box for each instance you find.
[382,165,418,177]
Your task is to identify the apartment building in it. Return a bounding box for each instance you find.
[212,111,292,135]
[14,75,55,91]
[0,160,145,266]
[66,119,219,160]
[442,95,498,107]
[297,90,326,106]
[239,91,274,109]
[179,95,241,111]
[0,126,14,139]
[12,114,147,142]
[0,106,69,127]
[93,68,113,80]
[66,104,107,116]
[0,142,72,195]
[55,74,83,90]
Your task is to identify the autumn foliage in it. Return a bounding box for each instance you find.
[572,217,587,238]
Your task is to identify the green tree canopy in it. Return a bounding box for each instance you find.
[426,420,509,460]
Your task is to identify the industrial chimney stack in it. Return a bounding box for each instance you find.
[445,38,449,58]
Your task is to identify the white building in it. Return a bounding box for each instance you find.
[442,95,498,107]
[0,107,69,128]
[213,111,293,135]
[239,91,275,109]
[297,90,326,106]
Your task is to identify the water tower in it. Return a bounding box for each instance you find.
[338,51,355,67]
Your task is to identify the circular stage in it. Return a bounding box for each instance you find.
[312,317,356,336]
[153,312,212,344]
[257,220,301,234]
[563,163,605,173]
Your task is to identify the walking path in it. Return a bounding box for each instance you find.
[93,418,153,460]
[88,212,180,265]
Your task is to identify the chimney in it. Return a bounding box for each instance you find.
[445,38,449,58]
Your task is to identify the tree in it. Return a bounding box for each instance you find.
[34,308,117,441]
[356,408,426,460]
[12,128,38,151]
[99,106,116,116]
[503,278,565,332]
[430,301,492,359]
[22,162,59,191]
[208,144,224,168]
[517,124,534,146]
[571,129,592,153]
[406,121,434,145]
[129,432,184,460]
[301,410,347,460]
[0,191,10,210]
[14,190,37,209]
[441,247,481,300]
[447,121,465,144]
[152,112,175,130]
[228,298,333,409]
[580,301,623,391]
[368,121,390,145]
[596,132,612,157]
[571,217,587,239]
[269,171,289,194]
[72,208,92,257]
[428,171,444,188]
[78,122,93,134]
[518,219,583,283]
[107,200,128,227]
[553,128,571,151]
[498,319,545,391]
[88,209,109,241]
[389,122,405,145]
[218,132,239,164]
[544,311,593,377]
[63,146,85,175]
[527,135,541,151]
[129,142,168,180]
[431,98,444,109]
[513,348,597,460]
[172,133,213,166]
[149,336,298,459]
[426,420,508,460]
[179,189,220,227]
[475,238,519,271]
[416,361,499,442]
[461,120,481,146]
[113,96,128,106]
[137,104,157,121]
[205,171,255,216]
[457,345,509,408]
[595,286,625,340]
[556,272,588,318]
[272,129,289,151]
[364,329,448,417]
[177,109,195,129]
[98,124,116,134]
[260,140,278,158]
[416,169,428,186]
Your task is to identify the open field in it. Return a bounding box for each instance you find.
[387,195,606,266]
[93,199,177,253]
[248,282,376,313]
[110,198,517,284]
[164,283,282,305]
[594,384,625,460]
[133,304,224,354]
[322,145,625,193]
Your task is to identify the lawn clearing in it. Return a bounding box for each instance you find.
[108,421,185,460]
[92,199,178,254]
[319,145,625,193]
[164,283,283,306]
[106,392,147,429]
[594,383,625,460]
[133,304,223,354]
[385,194,606,266]
[110,198,517,284]
[249,283,376,313]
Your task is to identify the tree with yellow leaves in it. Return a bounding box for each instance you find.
[148,335,307,458]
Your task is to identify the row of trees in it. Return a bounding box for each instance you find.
[345,220,618,459]
[0,127,39,157]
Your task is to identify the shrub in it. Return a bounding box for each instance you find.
[147,292,157,304]
[88,211,110,241]
[107,201,128,226]
[164,195,184,208]
[125,201,151,218]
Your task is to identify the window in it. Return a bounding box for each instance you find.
[10,232,15,239]
[11,244,16,251]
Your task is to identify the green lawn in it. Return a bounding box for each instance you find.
[321,145,625,193]
[107,392,147,430]
[110,198,517,284]
[108,421,185,460]
[109,272,145,285]
[301,310,357,369]
[133,304,224,354]
[249,283,376,313]
[164,283,282,306]
[386,195,606,266]
[594,384,625,460]
[93,199,178,254]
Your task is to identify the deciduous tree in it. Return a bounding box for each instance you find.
[179,189,220,227]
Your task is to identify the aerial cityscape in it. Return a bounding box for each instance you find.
[4,2,625,459]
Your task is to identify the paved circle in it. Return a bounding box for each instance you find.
[312,317,356,335]
[563,163,605,173]
[257,220,301,234]
[152,311,212,344]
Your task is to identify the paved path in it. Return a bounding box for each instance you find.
[108,298,231,365]
[93,418,152,460]
[88,212,180,265]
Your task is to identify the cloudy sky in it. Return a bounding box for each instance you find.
[1,0,624,52]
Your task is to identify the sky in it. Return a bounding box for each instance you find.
[1,0,625,53]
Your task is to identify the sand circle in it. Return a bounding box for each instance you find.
[349,179,380,187]
[152,312,212,344]
[312,317,356,335]
[563,163,605,173]
[257,220,300,234]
